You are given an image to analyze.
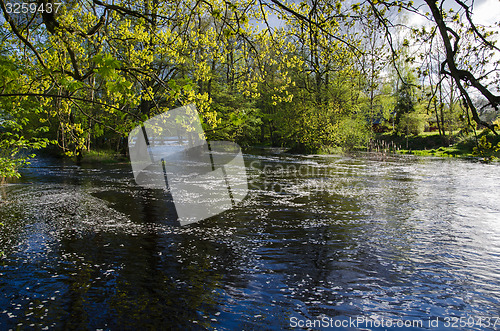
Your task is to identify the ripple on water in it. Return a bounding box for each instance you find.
[0,155,499,329]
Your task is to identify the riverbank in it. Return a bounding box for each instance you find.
[373,130,500,160]
[77,149,129,164]
[54,129,500,166]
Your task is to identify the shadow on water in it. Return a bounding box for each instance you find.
[0,157,245,329]
[92,188,179,226]
[0,153,499,329]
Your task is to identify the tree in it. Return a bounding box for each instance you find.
[1,0,498,179]
[394,77,416,127]
[0,41,50,180]
[263,0,500,133]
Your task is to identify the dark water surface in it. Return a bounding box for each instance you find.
[0,151,499,330]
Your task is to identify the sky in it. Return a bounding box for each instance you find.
[473,0,500,26]
[408,0,500,30]
[257,0,500,36]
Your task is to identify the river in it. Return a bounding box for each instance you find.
[0,151,499,329]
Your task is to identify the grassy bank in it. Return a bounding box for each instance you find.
[64,131,500,165]
[77,149,129,164]
[374,130,500,159]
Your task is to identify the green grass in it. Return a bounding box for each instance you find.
[318,145,344,155]
[78,149,129,164]
[398,146,470,157]
[378,129,500,160]
[376,131,454,150]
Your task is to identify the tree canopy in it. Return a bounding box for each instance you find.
[0,0,499,176]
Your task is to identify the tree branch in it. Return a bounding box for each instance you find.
[268,0,363,55]
[0,0,55,82]
[425,0,499,133]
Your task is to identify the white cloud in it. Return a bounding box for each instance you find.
[407,0,500,30]
[472,0,500,27]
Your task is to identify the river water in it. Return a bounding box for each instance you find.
[0,151,499,330]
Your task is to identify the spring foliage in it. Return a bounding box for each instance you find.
[0,0,499,178]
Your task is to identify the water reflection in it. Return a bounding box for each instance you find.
[0,153,499,329]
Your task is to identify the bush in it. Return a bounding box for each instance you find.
[0,119,51,181]
[335,116,371,151]
[472,134,500,161]
[397,112,428,136]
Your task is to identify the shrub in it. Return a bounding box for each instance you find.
[397,112,428,136]
[0,119,51,182]
[335,116,371,151]
[472,135,500,161]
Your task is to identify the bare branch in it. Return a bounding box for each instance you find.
[454,0,500,53]
[425,0,499,133]
[0,0,55,82]
[268,0,363,55]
